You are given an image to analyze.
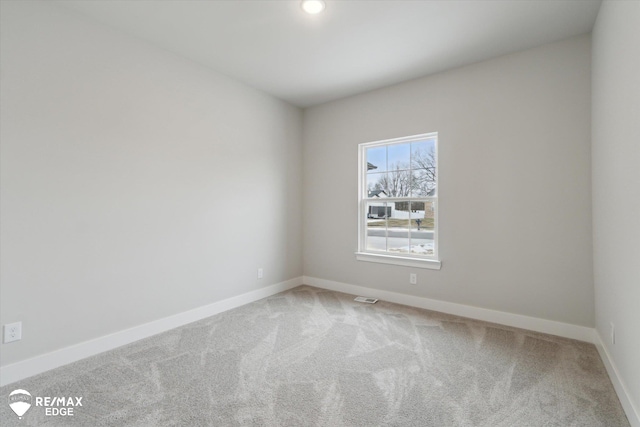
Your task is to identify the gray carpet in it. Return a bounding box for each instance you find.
[0,285,630,426]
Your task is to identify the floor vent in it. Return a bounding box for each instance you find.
[354,296,378,304]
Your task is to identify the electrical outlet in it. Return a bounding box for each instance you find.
[409,273,417,285]
[257,268,263,279]
[4,322,22,344]
[610,322,615,345]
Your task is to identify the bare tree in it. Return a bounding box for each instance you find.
[412,146,436,195]
[372,162,412,197]
[368,147,436,197]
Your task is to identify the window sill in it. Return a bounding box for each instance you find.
[355,252,441,270]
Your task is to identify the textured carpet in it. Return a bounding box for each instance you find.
[0,285,629,426]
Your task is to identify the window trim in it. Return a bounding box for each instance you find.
[356,132,441,270]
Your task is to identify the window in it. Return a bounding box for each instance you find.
[356,133,441,270]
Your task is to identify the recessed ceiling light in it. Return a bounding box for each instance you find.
[301,0,326,15]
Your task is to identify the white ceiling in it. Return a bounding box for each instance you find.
[56,0,602,107]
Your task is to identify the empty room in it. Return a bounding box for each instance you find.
[0,0,638,425]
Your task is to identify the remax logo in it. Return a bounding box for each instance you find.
[8,389,32,419]
[7,389,84,418]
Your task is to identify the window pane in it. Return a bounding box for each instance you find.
[367,173,388,197]
[411,139,435,168]
[366,146,387,173]
[387,143,410,171]
[365,200,436,256]
[386,202,411,254]
[411,170,436,197]
[385,168,412,197]
[409,200,435,256]
[365,202,388,252]
[411,139,436,197]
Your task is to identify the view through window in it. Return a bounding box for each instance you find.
[358,133,438,262]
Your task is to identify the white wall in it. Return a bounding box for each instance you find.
[303,35,594,327]
[592,0,640,416]
[0,1,302,366]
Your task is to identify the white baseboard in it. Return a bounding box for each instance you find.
[303,276,594,342]
[0,276,303,387]
[593,330,640,427]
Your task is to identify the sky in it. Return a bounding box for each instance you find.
[366,138,435,173]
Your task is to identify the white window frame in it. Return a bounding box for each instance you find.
[356,132,441,270]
